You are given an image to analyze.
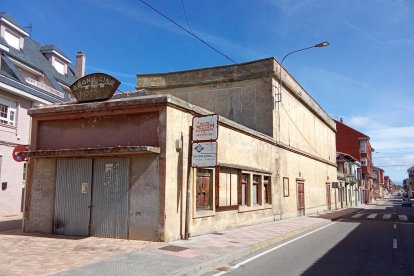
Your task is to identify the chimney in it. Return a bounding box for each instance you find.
[340,118,343,123]
[75,51,85,79]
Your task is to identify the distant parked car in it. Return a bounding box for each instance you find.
[402,198,412,207]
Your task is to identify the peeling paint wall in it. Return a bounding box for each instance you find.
[129,155,160,241]
[24,158,56,233]
[37,112,159,149]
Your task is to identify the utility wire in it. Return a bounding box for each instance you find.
[137,0,279,90]
[180,0,193,34]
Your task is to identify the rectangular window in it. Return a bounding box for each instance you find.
[283,177,290,197]
[263,176,271,204]
[239,173,249,206]
[252,175,260,205]
[195,169,213,210]
[4,29,20,49]
[0,97,17,126]
[359,140,367,153]
[361,158,367,166]
[54,58,66,75]
[218,168,238,207]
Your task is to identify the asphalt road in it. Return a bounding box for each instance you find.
[210,194,414,276]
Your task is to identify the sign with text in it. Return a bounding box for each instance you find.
[191,142,217,167]
[70,73,120,103]
[192,114,218,141]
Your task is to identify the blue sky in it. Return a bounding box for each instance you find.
[3,0,414,182]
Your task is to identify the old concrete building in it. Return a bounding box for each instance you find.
[138,58,338,219]
[23,57,337,241]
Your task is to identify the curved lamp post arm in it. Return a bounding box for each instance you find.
[277,41,329,102]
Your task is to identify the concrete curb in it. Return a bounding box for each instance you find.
[175,220,332,276]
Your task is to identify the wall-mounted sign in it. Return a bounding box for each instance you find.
[70,73,120,103]
[192,114,218,141]
[12,144,29,162]
[191,142,217,167]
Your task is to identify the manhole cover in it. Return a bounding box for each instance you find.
[159,245,189,252]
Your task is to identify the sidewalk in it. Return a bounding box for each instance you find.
[0,207,362,276]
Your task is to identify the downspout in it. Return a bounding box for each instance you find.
[184,126,193,239]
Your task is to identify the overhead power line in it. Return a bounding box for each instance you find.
[137,0,279,90]
[180,0,193,33]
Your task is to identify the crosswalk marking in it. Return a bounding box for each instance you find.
[399,215,408,221]
[348,213,413,222]
[383,214,392,220]
[351,214,363,218]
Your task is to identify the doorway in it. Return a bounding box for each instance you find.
[297,182,305,216]
[54,158,130,238]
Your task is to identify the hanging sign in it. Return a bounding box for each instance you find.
[191,142,217,167]
[192,114,218,141]
[70,73,120,103]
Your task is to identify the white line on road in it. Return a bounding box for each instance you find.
[367,214,377,219]
[394,224,397,229]
[393,238,397,249]
[399,215,408,221]
[351,214,364,218]
[212,222,337,276]
[383,214,392,220]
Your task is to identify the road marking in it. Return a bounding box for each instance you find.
[383,214,392,220]
[212,222,337,276]
[394,224,397,229]
[393,238,397,249]
[399,215,408,221]
[367,214,377,219]
[351,214,363,218]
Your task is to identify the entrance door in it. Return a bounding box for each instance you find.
[326,184,331,211]
[54,159,92,236]
[297,182,305,216]
[54,158,129,238]
[90,158,129,239]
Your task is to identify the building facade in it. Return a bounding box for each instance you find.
[137,58,338,218]
[23,57,338,241]
[336,152,361,208]
[335,118,374,203]
[0,13,81,216]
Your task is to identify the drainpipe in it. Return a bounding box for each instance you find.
[184,126,193,239]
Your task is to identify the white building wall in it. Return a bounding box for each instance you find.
[0,90,32,216]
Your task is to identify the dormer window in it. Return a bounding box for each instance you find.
[0,14,28,50]
[40,45,71,76]
[4,28,20,49]
[53,58,66,75]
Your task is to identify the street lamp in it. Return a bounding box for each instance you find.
[276,41,329,102]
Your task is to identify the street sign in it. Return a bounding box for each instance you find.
[192,114,218,141]
[191,142,217,167]
[12,144,29,162]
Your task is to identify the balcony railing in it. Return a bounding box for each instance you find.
[25,77,65,98]
[337,171,345,179]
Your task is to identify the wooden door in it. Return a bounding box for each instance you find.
[297,182,305,216]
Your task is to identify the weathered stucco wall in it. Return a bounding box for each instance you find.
[24,158,56,233]
[129,155,160,241]
[277,90,336,163]
[150,79,273,137]
[36,112,159,150]
[278,149,337,218]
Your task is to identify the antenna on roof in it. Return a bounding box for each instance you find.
[24,22,33,37]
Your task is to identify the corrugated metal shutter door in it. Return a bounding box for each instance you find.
[91,158,129,238]
[55,159,92,236]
